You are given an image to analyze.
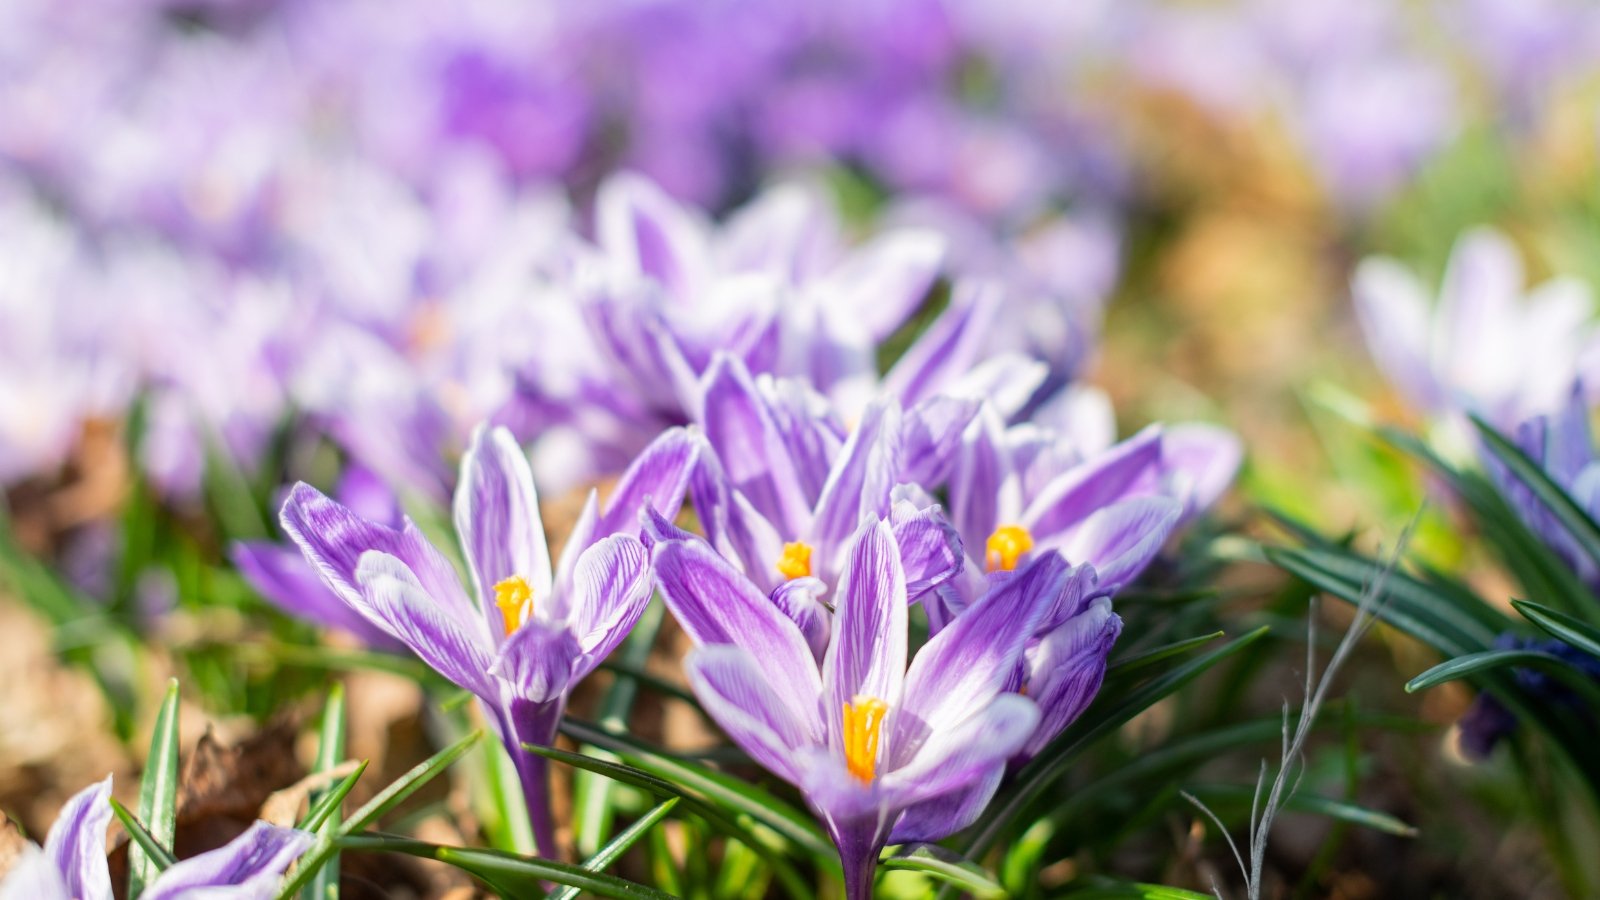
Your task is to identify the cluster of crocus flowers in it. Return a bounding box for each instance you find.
[280,423,699,854]
[0,777,311,900]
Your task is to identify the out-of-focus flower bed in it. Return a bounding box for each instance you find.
[2,0,1600,898]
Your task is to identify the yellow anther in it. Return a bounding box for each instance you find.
[985,524,1034,572]
[841,696,889,785]
[776,541,813,580]
[493,575,535,635]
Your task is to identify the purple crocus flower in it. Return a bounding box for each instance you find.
[233,466,410,652]
[280,423,698,854]
[1354,227,1598,429]
[652,518,1059,900]
[0,776,311,900]
[689,354,967,619]
[1486,387,1600,590]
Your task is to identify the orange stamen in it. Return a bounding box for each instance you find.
[842,696,889,784]
[776,541,813,580]
[493,575,535,635]
[985,524,1034,572]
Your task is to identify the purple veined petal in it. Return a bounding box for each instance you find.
[652,539,823,722]
[596,171,709,295]
[565,535,653,678]
[793,747,882,825]
[1162,423,1243,520]
[0,843,71,900]
[949,404,1017,562]
[454,425,553,644]
[1030,384,1115,458]
[700,354,813,538]
[879,280,1003,409]
[770,576,831,662]
[1022,598,1122,757]
[717,183,837,277]
[685,644,824,785]
[887,766,1003,845]
[231,542,407,653]
[140,822,313,900]
[811,399,903,573]
[490,617,584,706]
[1543,386,1594,485]
[760,375,846,505]
[816,229,946,343]
[883,693,1038,808]
[1021,425,1164,541]
[888,498,964,603]
[280,483,478,629]
[898,395,981,488]
[1057,496,1182,593]
[942,353,1050,420]
[581,289,699,417]
[42,776,113,900]
[892,553,1062,765]
[822,520,908,751]
[687,451,785,588]
[354,552,496,698]
[1517,279,1594,417]
[640,505,699,549]
[594,426,702,539]
[551,488,602,616]
[1352,257,1442,413]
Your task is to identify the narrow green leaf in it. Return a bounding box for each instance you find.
[131,679,181,900]
[1514,599,1600,660]
[1473,414,1600,579]
[305,685,347,900]
[577,600,669,857]
[959,626,1270,859]
[880,848,1005,899]
[298,763,368,833]
[1406,649,1600,708]
[1107,632,1225,678]
[337,832,677,899]
[108,797,177,871]
[549,798,680,900]
[277,730,484,900]
[528,744,816,898]
[559,718,839,870]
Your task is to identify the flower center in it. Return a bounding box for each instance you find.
[493,575,535,635]
[985,524,1033,572]
[776,541,813,580]
[841,695,888,784]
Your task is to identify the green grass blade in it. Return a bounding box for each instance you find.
[528,744,817,898]
[131,679,181,900]
[1406,649,1600,707]
[1106,631,1225,678]
[108,797,177,871]
[880,848,1005,899]
[576,600,667,857]
[277,730,484,900]
[299,763,369,833]
[337,832,677,899]
[559,718,838,870]
[305,685,347,900]
[1514,599,1600,659]
[549,798,680,900]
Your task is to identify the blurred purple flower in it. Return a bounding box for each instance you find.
[1354,227,1598,428]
